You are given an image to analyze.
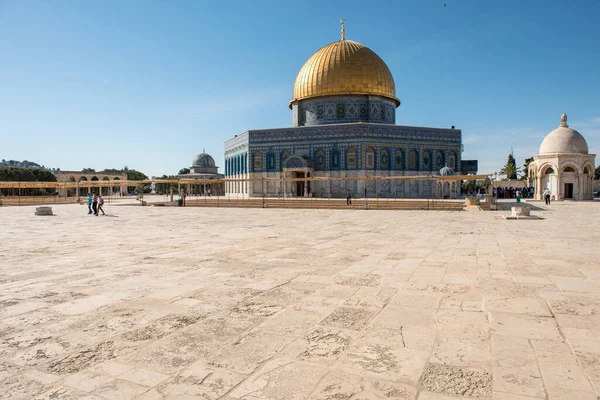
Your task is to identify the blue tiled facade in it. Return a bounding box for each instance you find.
[224,122,463,198]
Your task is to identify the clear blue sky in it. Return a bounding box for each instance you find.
[1,0,599,176]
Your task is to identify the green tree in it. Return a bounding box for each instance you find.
[0,167,57,195]
[154,174,179,194]
[521,157,534,180]
[595,165,600,180]
[126,169,151,193]
[81,168,96,173]
[178,168,190,175]
[101,168,124,174]
[0,167,34,181]
[0,167,56,182]
[500,154,521,179]
[31,169,57,182]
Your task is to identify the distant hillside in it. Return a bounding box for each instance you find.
[0,159,43,169]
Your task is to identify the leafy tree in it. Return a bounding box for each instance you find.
[521,157,534,180]
[178,168,190,175]
[0,167,56,182]
[154,174,179,195]
[126,169,151,193]
[31,169,57,182]
[101,168,124,174]
[81,168,96,173]
[500,154,521,179]
[126,169,147,181]
[0,167,35,181]
[0,167,57,195]
[595,165,600,180]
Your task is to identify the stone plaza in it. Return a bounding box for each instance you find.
[1,202,600,399]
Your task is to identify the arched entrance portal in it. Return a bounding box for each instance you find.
[282,155,314,197]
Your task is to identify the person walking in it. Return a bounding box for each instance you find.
[346,189,352,205]
[276,187,281,199]
[543,188,551,205]
[97,195,106,216]
[516,190,521,203]
[87,194,93,214]
[92,193,98,215]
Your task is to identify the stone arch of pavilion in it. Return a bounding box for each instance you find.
[55,171,127,197]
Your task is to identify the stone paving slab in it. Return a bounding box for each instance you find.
[1,202,600,399]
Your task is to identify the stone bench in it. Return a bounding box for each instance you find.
[35,206,53,216]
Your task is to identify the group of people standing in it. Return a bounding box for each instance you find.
[493,186,534,199]
[87,193,105,216]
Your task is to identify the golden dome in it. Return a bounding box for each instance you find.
[290,39,399,108]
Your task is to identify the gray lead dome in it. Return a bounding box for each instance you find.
[192,153,216,167]
[439,165,455,176]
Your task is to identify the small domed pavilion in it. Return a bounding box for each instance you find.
[179,151,225,196]
[528,114,595,200]
[438,165,458,198]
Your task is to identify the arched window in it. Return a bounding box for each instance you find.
[436,151,445,169]
[448,151,456,169]
[423,150,432,171]
[346,147,357,169]
[253,152,263,172]
[381,149,390,170]
[545,167,554,175]
[409,150,419,171]
[315,149,325,170]
[395,149,404,170]
[266,152,276,171]
[563,166,575,173]
[280,151,289,171]
[366,147,375,169]
[584,167,591,174]
[331,149,340,169]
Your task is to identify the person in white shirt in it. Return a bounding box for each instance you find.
[97,195,105,216]
[542,188,552,205]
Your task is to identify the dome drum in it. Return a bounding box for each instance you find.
[292,95,396,127]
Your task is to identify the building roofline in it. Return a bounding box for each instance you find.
[228,122,461,139]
